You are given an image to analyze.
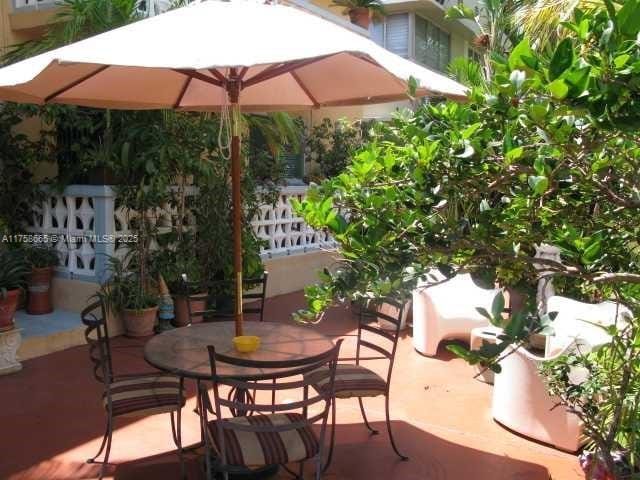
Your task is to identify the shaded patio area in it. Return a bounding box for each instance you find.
[1,291,582,480]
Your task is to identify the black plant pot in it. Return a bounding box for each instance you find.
[86,166,118,185]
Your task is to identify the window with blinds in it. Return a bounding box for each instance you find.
[414,15,451,73]
[386,13,410,57]
[370,13,410,58]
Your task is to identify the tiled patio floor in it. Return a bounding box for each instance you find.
[0,291,583,480]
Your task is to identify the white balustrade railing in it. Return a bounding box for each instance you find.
[28,185,334,281]
[28,188,97,278]
[112,186,198,263]
[252,186,336,257]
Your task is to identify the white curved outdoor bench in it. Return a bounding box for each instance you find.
[412,272,500,356]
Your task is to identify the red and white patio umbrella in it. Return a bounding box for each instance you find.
[0,0,467,336]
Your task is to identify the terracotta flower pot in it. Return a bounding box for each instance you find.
[27,266,54,315]
[173,294,206,326]
[0,289,20,332]
[348,7,371,29]
[123,306,158,337]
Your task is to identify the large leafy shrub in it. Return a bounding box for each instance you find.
[304,118,372,181]
[111,111,285,295]
[0,104,41,236]
[295,2,640,475]
[296,1,640,316]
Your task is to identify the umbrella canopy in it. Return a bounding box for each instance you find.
[0,0,467,336]
[0,1,467,108]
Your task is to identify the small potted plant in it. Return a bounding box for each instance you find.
[330,0,384,29]
[120,282,159,337]
[0,249,29,331]
[23,245,59,315]
[98,257,159,337]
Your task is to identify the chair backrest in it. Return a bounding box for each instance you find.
[546,295,632,355]
[81,299,113,388]
[242,272,269,322]
[185,272,269,323]
[356,298,404,388]
[205,339,342,464]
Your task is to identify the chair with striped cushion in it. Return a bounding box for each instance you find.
[305,298,409,471]
[201,339,343,480]
[81,300,186,479]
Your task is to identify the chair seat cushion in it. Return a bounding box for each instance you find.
[104,374,183,417]
[305,364,387,399]
[207,413,319,467]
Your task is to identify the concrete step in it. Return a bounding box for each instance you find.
[15,309,86,361]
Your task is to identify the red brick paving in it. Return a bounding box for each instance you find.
[0,291,583,480]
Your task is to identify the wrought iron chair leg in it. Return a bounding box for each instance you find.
[272,378,276,414]
[200,384,216,480]
[176,410,187,479]
[357,397,379,435]
[175,401,185,479]
[315,452,323,480]
[204,431,212,480]
[98,415,114,480]
[384,394,408,461]
[321,397,336,473]
[170,411,178,445]
[87,420,110,464]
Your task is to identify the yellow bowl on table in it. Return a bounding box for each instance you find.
[232,335,261,353]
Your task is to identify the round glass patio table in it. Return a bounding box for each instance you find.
[144,321,334,479]
[144,320,335,380]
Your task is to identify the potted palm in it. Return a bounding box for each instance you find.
[23,245,59,315]
[0,250,29,331]
[98,257,159,337]
[330,0,384,29]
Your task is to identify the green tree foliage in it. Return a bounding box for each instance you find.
[0,104,41,236]
[297,1,640,317]
[111,111,282,294]
[295,4,640,474]
[540,319,640,477]
[304,118,372,181]
[446,0,524,80]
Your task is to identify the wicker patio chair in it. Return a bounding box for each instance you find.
[305,298,409,471]
[81,300,185,479]
[201,339,343,480]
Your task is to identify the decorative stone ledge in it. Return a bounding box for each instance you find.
[0,328,22,375]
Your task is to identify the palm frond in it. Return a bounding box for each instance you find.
[2,0,140,65]
[513,0,605,47]
[447,57,487,89]
[245,113,301,156]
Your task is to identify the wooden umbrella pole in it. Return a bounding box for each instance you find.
[228,72,243,337]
